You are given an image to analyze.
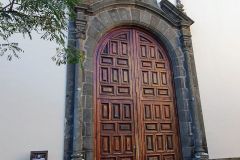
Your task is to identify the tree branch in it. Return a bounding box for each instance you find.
[1,3,11,10]
[1,0,16,11]
[9,0,15,11]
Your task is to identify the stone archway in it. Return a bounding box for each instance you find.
[64,1,209,160]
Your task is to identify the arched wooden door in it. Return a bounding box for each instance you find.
[95,27,181,160]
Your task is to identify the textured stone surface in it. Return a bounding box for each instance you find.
[83,108,93,122]
[87,25,100,39]
[131,8,140,22]
[98,11,113,27]
[85,71,93,84]
[83,58,93,72]
[157,19,171,35]
[118,8,131,21]
[82,83,93,96]
[174,77,187,88]
[178,110,191,122]
[174,66,187,77]
[140,10,151,26]
[150,14,160,27]
[182,147,194,159]
[85,95,93,109]
[108,9,120,22]
[64,21,77,160]
[85,122,93,136]
[91,17,105,32]
[83,136,93,150]
[84,37,97,58]
[141,0,159,8]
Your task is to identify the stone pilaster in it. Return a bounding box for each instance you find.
[180,25,209,160]
[64,20,76,160]
[70,5,90,160]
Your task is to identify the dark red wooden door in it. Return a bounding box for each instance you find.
[96,28,180,160]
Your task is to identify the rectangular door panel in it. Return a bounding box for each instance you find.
[136,31,180,160]
[98,99,136,160]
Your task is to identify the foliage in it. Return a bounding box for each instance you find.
[0,0,82,64]
[52,47,85,66]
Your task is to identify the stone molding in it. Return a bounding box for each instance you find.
[75,0,193,28]
[75,4,91,39]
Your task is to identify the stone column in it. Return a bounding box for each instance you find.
[180,25,209,160]
[64,20,76,160]
[71,5,89,160]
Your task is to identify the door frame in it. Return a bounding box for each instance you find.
[64,2,209,159]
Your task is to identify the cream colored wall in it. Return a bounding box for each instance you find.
[182,0,240,159]
[0,33,66,160]
[161,0,240,159]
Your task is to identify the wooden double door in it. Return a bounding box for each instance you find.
[95,28,180,160]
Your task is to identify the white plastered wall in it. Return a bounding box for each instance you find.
[0,33,66,160]
[181,0,240,159]
[161,0,240,159]
[0,0,66,159]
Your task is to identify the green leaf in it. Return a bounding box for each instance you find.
[0,0,82,63]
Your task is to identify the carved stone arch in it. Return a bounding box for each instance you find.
[65,1,209,160]
[84,10,183,64]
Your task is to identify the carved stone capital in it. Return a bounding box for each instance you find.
[181,27,191,37]
[75,5,90,40]
[183,39,193,50]
[180,27,193,52]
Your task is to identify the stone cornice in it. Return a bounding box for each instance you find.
[75,0,194,28]
[160,0,194,27]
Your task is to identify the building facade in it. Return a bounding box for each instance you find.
[2,0,240,160]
